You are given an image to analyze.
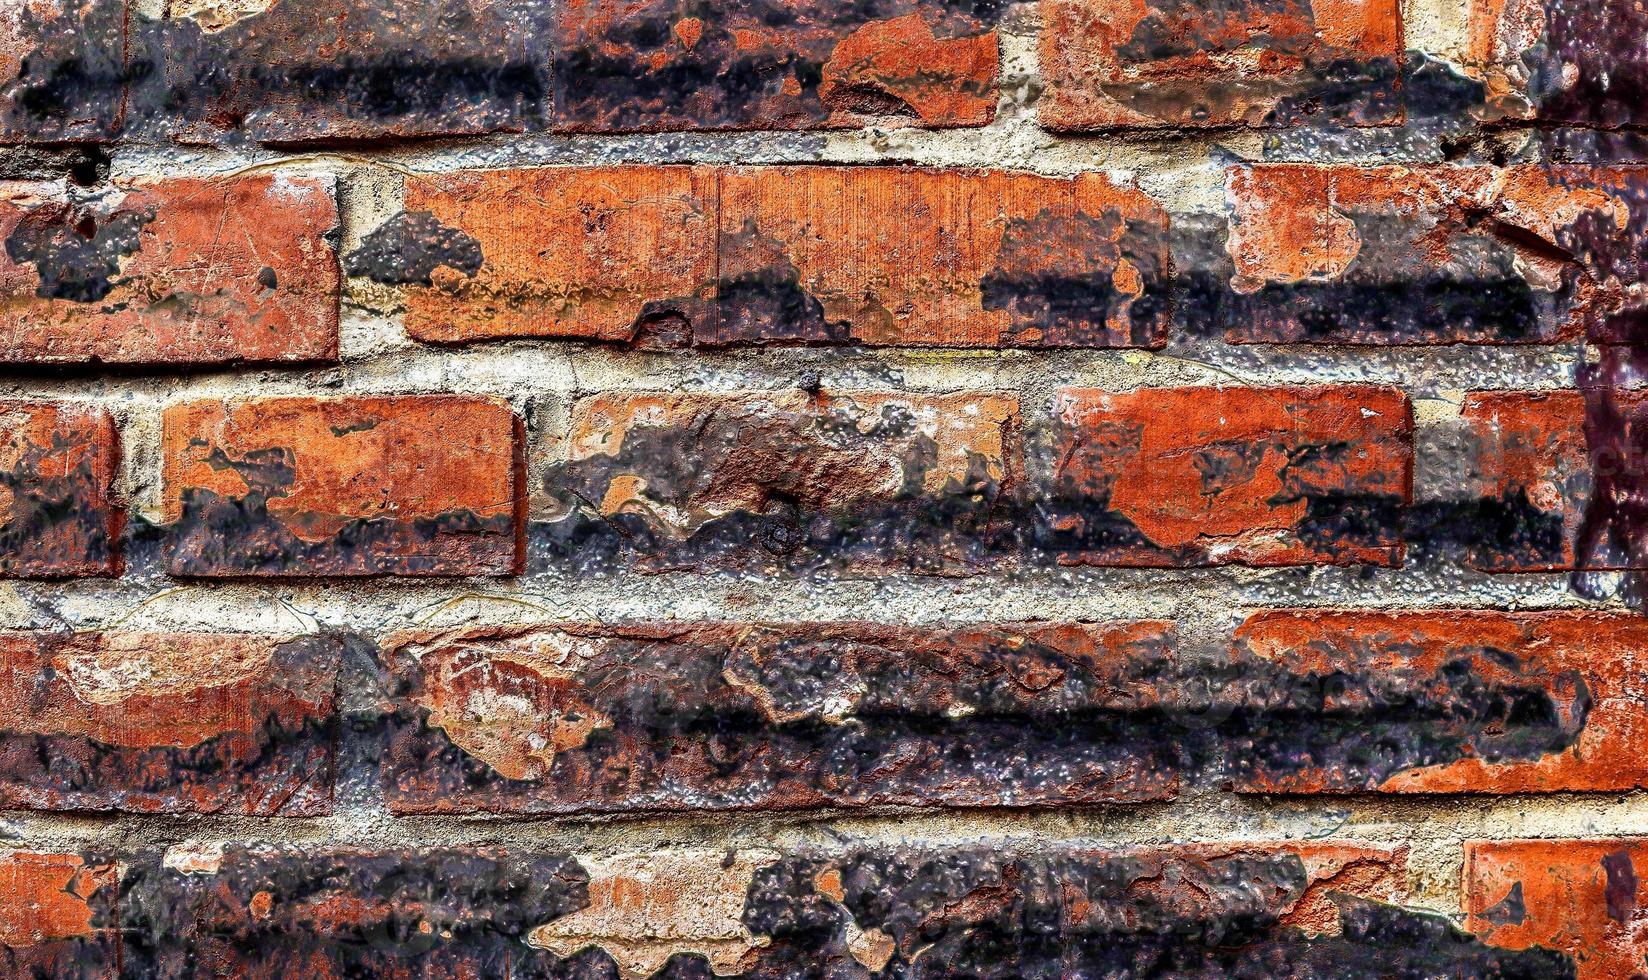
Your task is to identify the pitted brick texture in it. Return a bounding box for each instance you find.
[0,174,340,365]
[0,401,119,577]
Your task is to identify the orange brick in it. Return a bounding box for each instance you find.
[1233,611,1648,793]
[392,166,717,345]
[0,174,339,364]
[712,166,1169,348]
[0,852,117,977]
[162,396,523,577]
[1466,839,1648,980]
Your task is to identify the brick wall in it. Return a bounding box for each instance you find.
[0,0,1644,975]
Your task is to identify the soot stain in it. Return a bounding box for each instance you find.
[709,221,847,346]
[372,620,1592,808]
[1521,0,1648,127]
[4,199,154,303]
[0,0,131,141]
[0,428,118,577]
[0,635,340,815]
[344,211,485,286]
[553,0,1003,131]
[980,211,1169,347]
[118,846,591,978]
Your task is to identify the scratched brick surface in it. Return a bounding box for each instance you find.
[1231,611,1648,793]
[1040,0,1402,130]
[379,621,1179,814]
[0,852,117,978]
[1043,385,1413,567]
[542,390,1017,574]
[382,166,718,345]
[0,401,119,578]
[1466,839,1648,980]
[553,0,1002,132]
[0,631,339,814]
[0,174,340,364]
[163,396,523,577]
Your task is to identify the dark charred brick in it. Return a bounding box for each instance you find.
[1041,385,1412,567]
[142,0,553,144]
[540,390,1017,576]
[1041,0,1402,130]
[553,0,1001,132]
[162,396,524,577]
[0,0,128,144]
[1186,165,1592,345]
[1462,0,1648,128]
[119,845,589,979]
[710,167,1169,348]
[342,210,483,287]
[1230,611,1647,793]
[0,175,340,365]
[379,620,1179,815]
[392,166,718,345]
[1466,839,1648,980]
[0,631,341,815]
[0,401,120,578]
[538,842,1572,978]
[0,852,118,979]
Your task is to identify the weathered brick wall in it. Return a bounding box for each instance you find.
[0,0,1644,975]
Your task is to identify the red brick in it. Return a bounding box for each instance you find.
[1232,610,1648,793]
[0,852,117,978]
[1460,0,1647,127]
[712,167,1169,348]
[1450,390,1608,571]
[1465,839,1648,979]
[0,631,340,814]
[1041,0,1401,130]
[0,174,340,365]
[1195,165,1613,345]
[1048,385,1412,566]
[391,166,718,344]
[381,620,1179,814]
[0,0,126,143]
[120,845,586,978]
[162,396,523,577]
[0,401,120,578]
[543,390,1017,574]
[553,0,1000,131]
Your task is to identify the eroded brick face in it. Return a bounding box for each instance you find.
[553,0,1001,132]
[0,174,340,365]
[1045,386,1413,567]
[1466,839,1648,980]
[543,390,1017,574]
[1462,0,1648,127]
[0,852,117,978]
[1040,0,1402,130]
[162,396,524,577]
[363,166,1170,350]
[380,621,1179,814]
[713,167,1169,348]
[0,631,339,814]
[388,166,718,345]
[1231,611,1648,793]
[0,401,119,578]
